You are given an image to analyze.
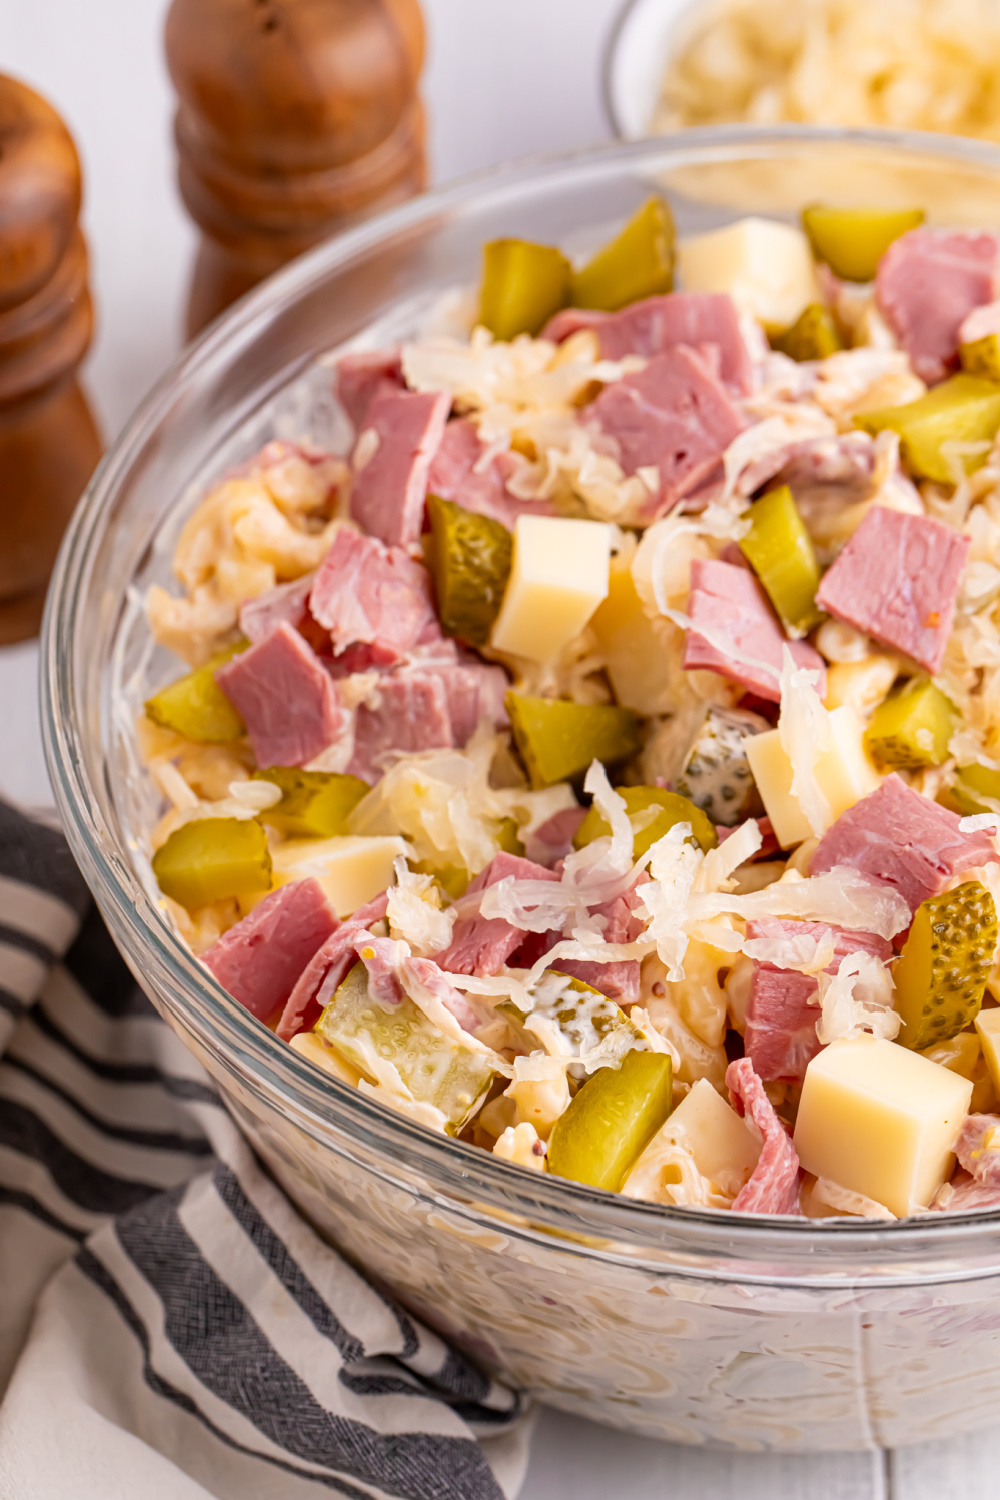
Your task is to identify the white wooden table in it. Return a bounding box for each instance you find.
[1,1,996,1493]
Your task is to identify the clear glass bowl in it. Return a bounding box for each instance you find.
[42,127,1000,1453]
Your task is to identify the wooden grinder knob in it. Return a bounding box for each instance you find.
[165,0,428,338]
[0,75,102,645]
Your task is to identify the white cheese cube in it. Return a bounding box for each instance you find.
[490,515,611,664]
[745,704,883,848]
[271,834,407,918]
[975,1008,1000,1096]
[677,217,821,329]
[793,1036,973,1217]
[290,1031,362,1086]
[624,1078,761,1201]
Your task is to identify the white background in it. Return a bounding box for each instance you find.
[0,1,995,1494]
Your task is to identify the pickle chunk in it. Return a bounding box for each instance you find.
[315,962,495,1132]
[894,881,998,1051]
[801,205,925,283]
[152,816,272,910]
[570,196,675,312]
[675,705,768,826]
[950,762,1000,816]
[855,373,1000,485]
[425,494,512,646]
[771,304,843,363]
[145,644,247,743]
[574,785,717,858]
[863,677,955,770]
[479,239,571,341]
[506,693,641,789]
[739,484,821,636]
[254,768,368,839]
[547,1049,673,1192]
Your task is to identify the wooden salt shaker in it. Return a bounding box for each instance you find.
[0,76,102,645]
[165,0,428,339]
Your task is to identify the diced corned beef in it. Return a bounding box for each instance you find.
[876,229,1000,384]
[810,773,998,915]
[932,1171,1000,1211]
[354,931,404,1005]
[555,957,640,1004]
[215,622,346,767]
[202,879,337,1023]
[587,346,748,518]
[960,300,1000,345]
[684,558,827,703]
[726,1057,802,1215]
[439,659,509,745]
[426,418,553,527]
[436,853,560,977]
[335,350,404,430]
[956,1113,1000,1187]
[309,529,439,660]
[275,891,390,1041]
[544,292,753,396]
[815,506,969,675]
[532,806,587,864]
[744,918,892,1082]
[239,574,315,646]
[348,673,453,783]
[349,386,450,548]
[347,656,509,783]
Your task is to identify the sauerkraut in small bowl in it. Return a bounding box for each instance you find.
[44,131,1000,1448]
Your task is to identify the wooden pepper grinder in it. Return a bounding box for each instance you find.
[165,0,427,340]
[0,76,102,645]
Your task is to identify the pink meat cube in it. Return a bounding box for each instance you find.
[815,506,969,674]
[335,350,404,430]
[309,528,439,660]
[810,773,998,915]
[349,385,450,548]
[203,879,337,1022]
[427,418,552,527]
[684,558,826,703]
[587,345,748,517]
[215,622,345,768]
[876,229,1000,384]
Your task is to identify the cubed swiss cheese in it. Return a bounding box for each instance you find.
[290,1030,362,1086]
[975,1007,1000,1097]
[677,217,822,330]
[793,1036,973,1217]
[745,704,883,848]
[270,834,407,918]
[490,515,611,664]
[624,1077,761,1202]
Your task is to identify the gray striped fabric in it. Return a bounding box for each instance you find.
[0,801,529,1499]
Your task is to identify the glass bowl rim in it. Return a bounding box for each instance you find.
[41,124,1000,1265]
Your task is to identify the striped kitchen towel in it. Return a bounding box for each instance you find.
[0,799,529,1500]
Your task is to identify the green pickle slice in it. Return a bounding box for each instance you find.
[771,304,843,363]
[738,485,822,636]
[152,816,272,910]
[863,677,955,770]
[145,642,248,743]
[950,762,1000,816]
[801,205,925,283]
[505,693,641,789]
[425,494,513,646]
[253,768,368,838]
[546,1049,673,1192]
[570,197,675,312]
[574,785,717,857]
[479,239,571,341]
[498,974,643,1059]
[315,962,495,1132]
[894,881,998,1050]
[855,374,1000,485]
